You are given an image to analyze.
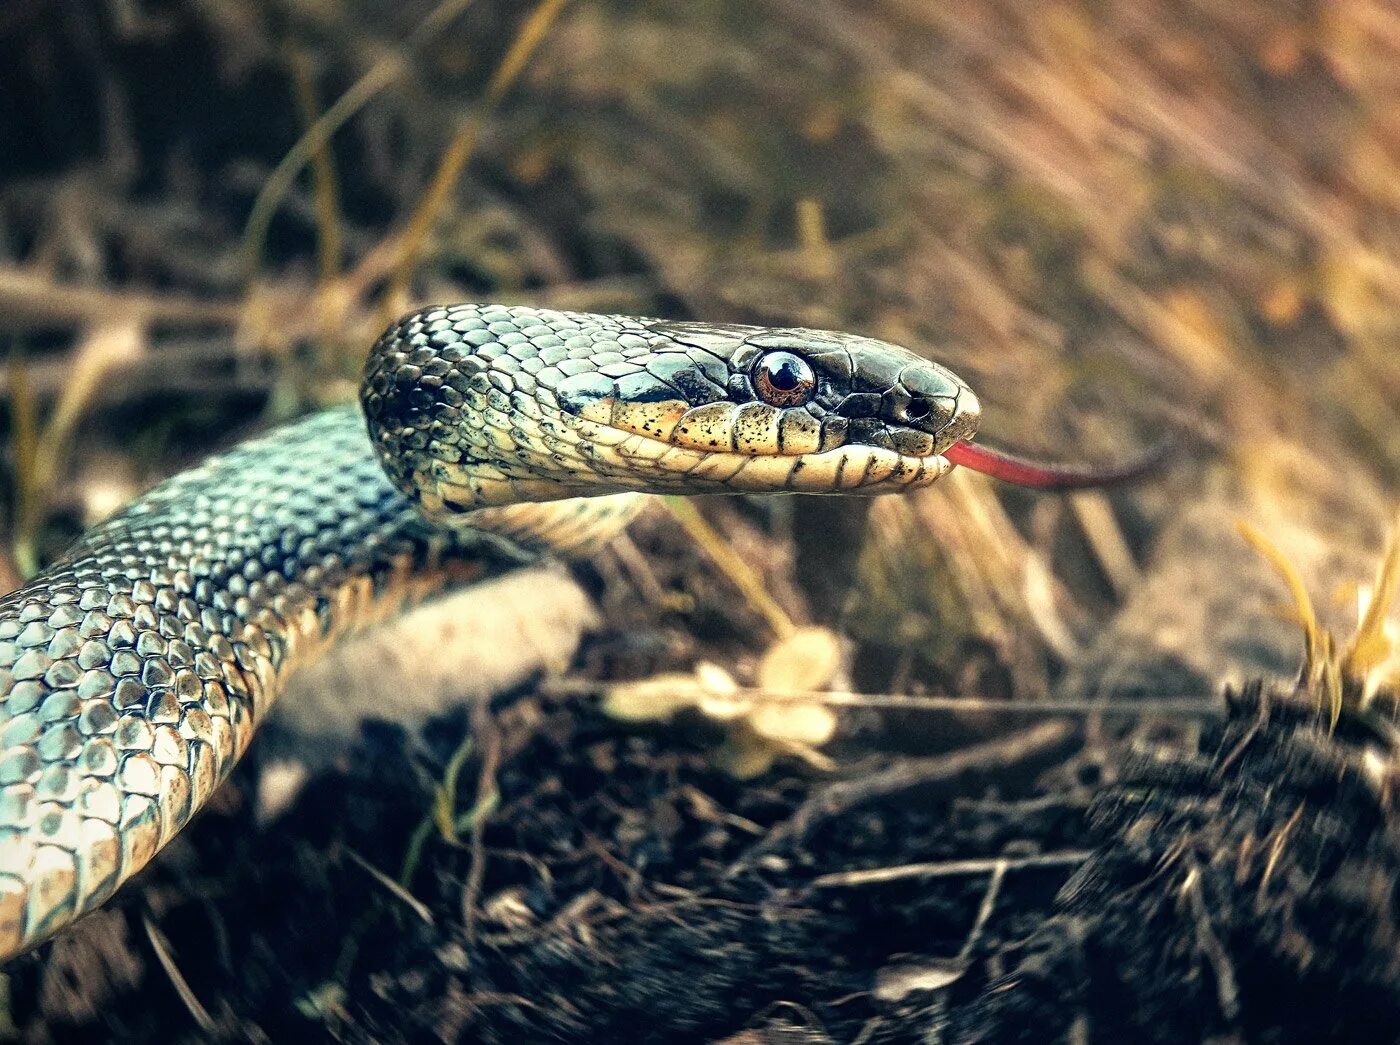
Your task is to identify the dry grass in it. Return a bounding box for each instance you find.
[1,0,1398,695]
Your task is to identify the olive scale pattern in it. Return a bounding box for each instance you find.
[0,408,534,958]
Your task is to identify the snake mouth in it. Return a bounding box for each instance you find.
[569,414,954,494]
[574,392,973,456]
[553,391,976,494]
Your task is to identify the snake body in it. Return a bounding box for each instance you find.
[0,303,979,959]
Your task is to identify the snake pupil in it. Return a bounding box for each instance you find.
[769,362,800,390]
[906,399,931,420]
[754,351,815,406]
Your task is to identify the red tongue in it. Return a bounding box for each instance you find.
[943,439,1171,490]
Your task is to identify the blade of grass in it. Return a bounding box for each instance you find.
[1236,519,1322,683]
[1341,511,1400,685]
[434,732,476,841]
[144,918,217,1034]
[376,0,575,326]
[461,697,501,951]
[11,322,142,577]
[239,0,482,284]
[345,848,434,925]
[32,322,143,490]
[290,49,345,289]
[8,346,39,578]
[398,733,474,887]
[795,197,836,279]
[289,47,354,382]
[663,497,797,639]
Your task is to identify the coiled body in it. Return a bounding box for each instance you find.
[0,304,979,958]
[0,409,485,956]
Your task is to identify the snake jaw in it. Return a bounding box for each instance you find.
[568,416,955,494]
[555,390,969,496]
[571,373,978,488]
[417,419,953,512]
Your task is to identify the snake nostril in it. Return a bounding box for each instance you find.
[905,399,931,421]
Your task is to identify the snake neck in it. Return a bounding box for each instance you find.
[462,494,653,560]
[361,307,671,517]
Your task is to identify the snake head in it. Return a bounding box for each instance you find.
[363,305,980,516]
[563,318,981,493]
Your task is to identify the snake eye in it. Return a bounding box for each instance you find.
[753,351,816,406]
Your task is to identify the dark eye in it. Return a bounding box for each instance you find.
[753,351,816,406]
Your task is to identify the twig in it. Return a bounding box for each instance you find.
[0,338,278,400]
[810,850,1092,890]
[730,720,1078,872]
[462,697,502,950]
[958,857,1007,960]
[545,677,1224,719]
[0,266,238,328]
[346,848,434,925]
[143,917,217,1034]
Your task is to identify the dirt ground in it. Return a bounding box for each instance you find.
[3,1,1400,1041]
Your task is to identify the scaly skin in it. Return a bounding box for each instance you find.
[0,304,980,959]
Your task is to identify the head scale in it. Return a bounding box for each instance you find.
[362,304,979,525]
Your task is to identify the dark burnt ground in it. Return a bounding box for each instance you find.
[9,664,1400,1043]
[5,0,1400,1042]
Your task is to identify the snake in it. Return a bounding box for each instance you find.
[0,302,1147,960]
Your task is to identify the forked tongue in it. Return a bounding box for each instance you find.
[944,439,1172,490]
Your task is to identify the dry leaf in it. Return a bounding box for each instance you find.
[714,728,779,780]
[756,625,843,691]
[874,959,968,1001]
[748,702,837,746]
[602,629,848,775]
[602,672,716,723]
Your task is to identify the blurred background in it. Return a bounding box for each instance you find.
[3,0,1400,1041]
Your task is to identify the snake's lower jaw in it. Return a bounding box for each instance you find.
[569,417,952,495]
[424,419,953,508]
[691,446,952,494]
